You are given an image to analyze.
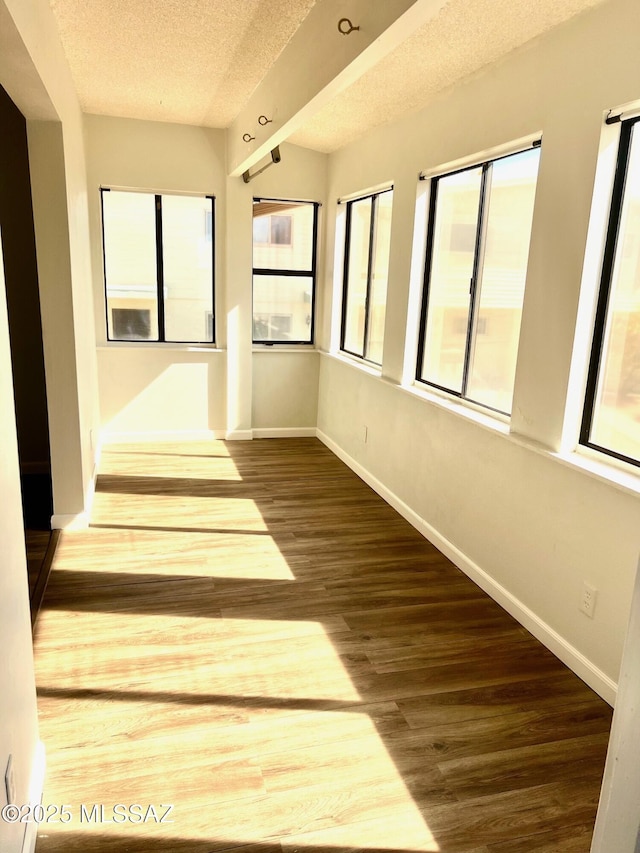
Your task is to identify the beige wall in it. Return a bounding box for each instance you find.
[252,350,319,432]
[317,0,640,699]
[0,0,99,847]
[85,116,327,439]
[0,234,40,853]
[85,116,229,439]
[1,0,100,525]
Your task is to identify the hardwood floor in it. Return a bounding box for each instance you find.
[27,529,60,627]
[26,530,52,598]
[32,438,612,852]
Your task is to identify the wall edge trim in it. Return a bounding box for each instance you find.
[316,428,617,705]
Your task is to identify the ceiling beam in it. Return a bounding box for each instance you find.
[227,0,447,177]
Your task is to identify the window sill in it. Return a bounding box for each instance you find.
[404,383,639,495]
[252,345,318,353]
[551,446,640,499]
[97,343,224,353]
[401,380,511,436]
[323,352,640,497]
[329,350,383,378]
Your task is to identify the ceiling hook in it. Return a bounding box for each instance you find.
[337,17,359,35]
[258,115,272,126]
[242,133,255,143]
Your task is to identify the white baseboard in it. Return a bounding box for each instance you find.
[22,741,45,853]
[51,511,90,530]
[84,466,97,523]
[101,429,226,444]
[317,429,617,706]
[225,430,254,440]
[253,427,317,438]
[50,445,99,532]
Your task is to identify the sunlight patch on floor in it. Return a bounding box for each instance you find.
[49,528,297,581]
[90,492,269,532]
[35,698,439,850]
[98,445,242,481]
[35,615,362,702]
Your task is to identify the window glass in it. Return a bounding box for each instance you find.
[421,167,482,393]
[271,215,292,245]
[162,194,214,343]
[341,188,393,364]
[343,197,372,356]
[252,275,313,342]
[367,191,393,364]
[112,308,152,341]
[101,190,215,344]
[466,148,539,412]
[252,199,317,344]
[102,191,158,341]
[253,202,314,271]
[583,121,640,464]
[418,145,540,414]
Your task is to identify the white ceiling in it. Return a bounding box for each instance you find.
[49,0,608,154]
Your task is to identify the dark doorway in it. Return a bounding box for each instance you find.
[0,84,54,613]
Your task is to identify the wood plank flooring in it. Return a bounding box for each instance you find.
[32,438,612,853]
[27,529,59,626]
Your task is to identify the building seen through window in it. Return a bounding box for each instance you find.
[417,145,541,415]
[252,199,318,343]
[101,189,215,343]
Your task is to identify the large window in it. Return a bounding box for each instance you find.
[416,144,541,414]
[581,117,640,467]
[101,189,215,343]
[252,199,318,344]
[341,188,393,364]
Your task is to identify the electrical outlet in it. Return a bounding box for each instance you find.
[5,755,15,805]
[580,582,597,619]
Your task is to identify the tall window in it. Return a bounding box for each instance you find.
[252,199,318,344]
[416,144,541,415]
[581,117,640,466]
[341,188,393,364]
[101,189,215,343]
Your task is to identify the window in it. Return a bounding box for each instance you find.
[252,213,292,246]
[581,117,640,467]
[112,308,151,340]
[416,144,541,415]
[341,188,393,364]
[101,189,215,343]
[252,199,318,343]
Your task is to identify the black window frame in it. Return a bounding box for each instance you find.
[340,187,393,365]
[580,116,640,468]
[252,197,319,345]
[415,141,541,415]
[100,188,216,345]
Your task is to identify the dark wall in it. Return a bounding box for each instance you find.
[0,85,51,482]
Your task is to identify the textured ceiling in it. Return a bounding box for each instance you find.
[49,0,317,127]
[49,0,608,152]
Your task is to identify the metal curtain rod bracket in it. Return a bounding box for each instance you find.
[338,17,359,35]
[242,146,282,184]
